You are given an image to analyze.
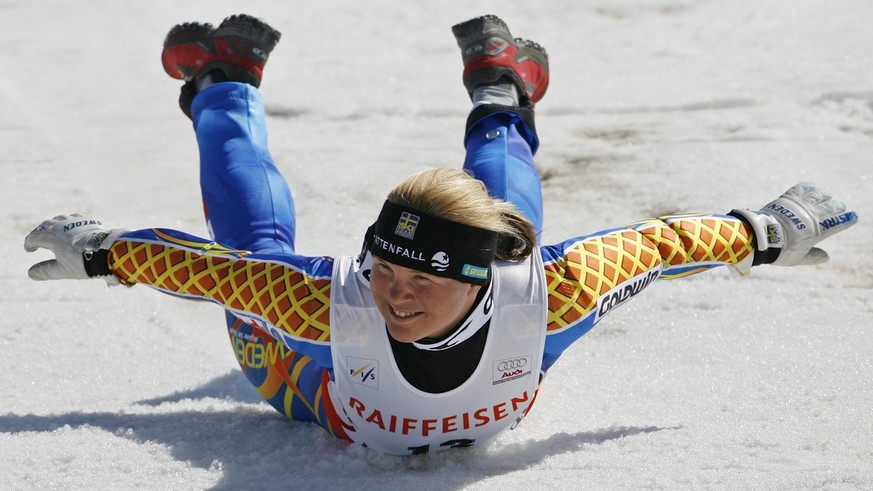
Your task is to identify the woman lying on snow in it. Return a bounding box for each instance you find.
[24,14,858,455]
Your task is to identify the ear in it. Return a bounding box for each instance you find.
[466,284,482,299]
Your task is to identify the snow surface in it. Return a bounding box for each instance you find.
[2,0,872,489]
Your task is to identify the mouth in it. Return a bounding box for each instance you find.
[388,304,422,321]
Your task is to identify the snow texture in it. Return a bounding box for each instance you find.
[2,1,871,489]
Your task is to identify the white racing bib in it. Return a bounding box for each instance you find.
[328,253,547,455]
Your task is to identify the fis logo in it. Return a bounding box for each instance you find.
[348,357,379,389]
[395,212,420,240]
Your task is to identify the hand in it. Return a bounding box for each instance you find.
[732,183,858,267]
[24,214,126,281]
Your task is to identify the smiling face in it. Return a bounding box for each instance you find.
[369,257,481,343]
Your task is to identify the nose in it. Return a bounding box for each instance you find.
[387,277,414,303]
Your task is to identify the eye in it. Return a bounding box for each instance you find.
[412,273,435,285]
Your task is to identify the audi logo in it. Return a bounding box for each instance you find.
[497,358,528,371]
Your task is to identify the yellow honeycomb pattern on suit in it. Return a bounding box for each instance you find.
[545,217,753,332]
[109,232,332,342]
[637,215,754,267]
[545,230,660,332]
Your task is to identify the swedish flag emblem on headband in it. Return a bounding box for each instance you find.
[372,200,497,285]
[395,211,420,239]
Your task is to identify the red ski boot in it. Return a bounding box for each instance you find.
[161,14,281,88]
[452,15,549,104]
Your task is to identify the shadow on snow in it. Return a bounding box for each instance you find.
[0,372,680,490]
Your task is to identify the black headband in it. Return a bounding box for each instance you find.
[369,200,498,285]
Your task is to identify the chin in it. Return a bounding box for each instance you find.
[385,325,420,343]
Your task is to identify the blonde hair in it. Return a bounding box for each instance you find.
[386,168,536,261]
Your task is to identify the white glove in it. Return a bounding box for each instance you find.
[731,182,858,268]
[24,214,128,282]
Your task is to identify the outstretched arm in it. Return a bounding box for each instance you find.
[539,183,858,372]
[540,213,752,349]
[24,218,335,367]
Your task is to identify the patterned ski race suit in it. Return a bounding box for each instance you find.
[104,82,757,454]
